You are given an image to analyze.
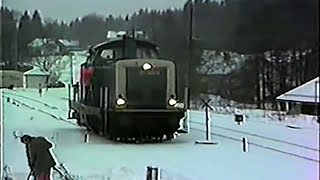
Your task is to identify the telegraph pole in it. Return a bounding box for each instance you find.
[68,52,74,118]
[186,1,194,109]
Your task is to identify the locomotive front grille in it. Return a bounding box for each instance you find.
[126,67,167,109]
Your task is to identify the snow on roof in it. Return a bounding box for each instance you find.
[57,39,79,47]
[117,31,126,36]
[28,38,79,48]
[107,31,118,39]
[28,38,50,48]
[24,67,49,76]
[277,77,319,103]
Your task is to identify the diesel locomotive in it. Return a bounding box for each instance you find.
[70,34,188,141]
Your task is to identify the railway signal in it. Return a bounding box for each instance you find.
[195,99,218,145]
[235,113,246,125]
[146,166,161,180]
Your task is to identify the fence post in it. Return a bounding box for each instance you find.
[242,137,248,152]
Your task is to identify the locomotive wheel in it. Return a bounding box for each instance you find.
[166,133,174,140]
[76,119,82,126]
[158,136,163,142]
[85,126,92,132]
[86,115,102,135]
[72,111,80,119]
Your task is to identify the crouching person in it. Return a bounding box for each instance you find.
[20,134,58,180]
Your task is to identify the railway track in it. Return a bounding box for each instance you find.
[190,121,319,163]
[191,120,319,152]
[3,90,68,112]
[2,92,77,127]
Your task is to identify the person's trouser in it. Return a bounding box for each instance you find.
[35,170,51,180]
[36,174,50,180]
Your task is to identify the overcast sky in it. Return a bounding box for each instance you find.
[3,0,188,22]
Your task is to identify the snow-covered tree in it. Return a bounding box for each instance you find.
[32,55,68,84]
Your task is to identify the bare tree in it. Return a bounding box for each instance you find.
[31,54,67,85]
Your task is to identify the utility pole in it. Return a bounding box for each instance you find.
[12,28,18,70]
[186,1,194,109]
[68,52,74,118]
[70,52,74,86]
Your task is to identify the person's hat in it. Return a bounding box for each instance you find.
[20,134,32,143]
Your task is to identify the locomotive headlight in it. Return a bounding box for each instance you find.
[142,63,152,70]
[116,98,126,106]
[168,98,177,106]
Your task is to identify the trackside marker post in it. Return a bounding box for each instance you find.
[242,137,248,152]
[84,131,89,143]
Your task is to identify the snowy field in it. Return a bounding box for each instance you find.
[1,88,319,180]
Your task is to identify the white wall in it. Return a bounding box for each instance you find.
[24,75,48,88]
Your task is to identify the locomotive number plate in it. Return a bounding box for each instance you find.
[139,70,160,75]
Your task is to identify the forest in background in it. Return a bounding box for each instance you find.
[1,0,319,108]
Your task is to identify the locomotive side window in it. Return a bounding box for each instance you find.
[99,48,124,60]
[101,49,114,59]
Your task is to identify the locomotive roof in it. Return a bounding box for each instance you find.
[91,37,158,52]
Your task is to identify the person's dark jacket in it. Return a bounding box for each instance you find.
[26,137,57,176]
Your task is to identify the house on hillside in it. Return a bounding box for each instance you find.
[56,39,81,52]
[106,30,146,42]
[28,38,60,55]
[28,38,81,56]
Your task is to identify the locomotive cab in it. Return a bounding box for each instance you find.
[72,35,187,141]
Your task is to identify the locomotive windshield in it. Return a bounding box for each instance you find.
[92,37,160,63]
[136,47,158,59]
[99,47,158,60]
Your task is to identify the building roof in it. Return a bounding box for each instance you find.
[23,67,49,76]
[28,38,50,48]
[276,77,319,104]
[57,39,79,47]
[28,38,79,48]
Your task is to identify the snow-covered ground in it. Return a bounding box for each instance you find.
[1,88,319,180]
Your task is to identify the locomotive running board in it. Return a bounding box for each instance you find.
[177,129,188,133]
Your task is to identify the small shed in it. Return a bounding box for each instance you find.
[23,68,49,88]
[276,77,319,115]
